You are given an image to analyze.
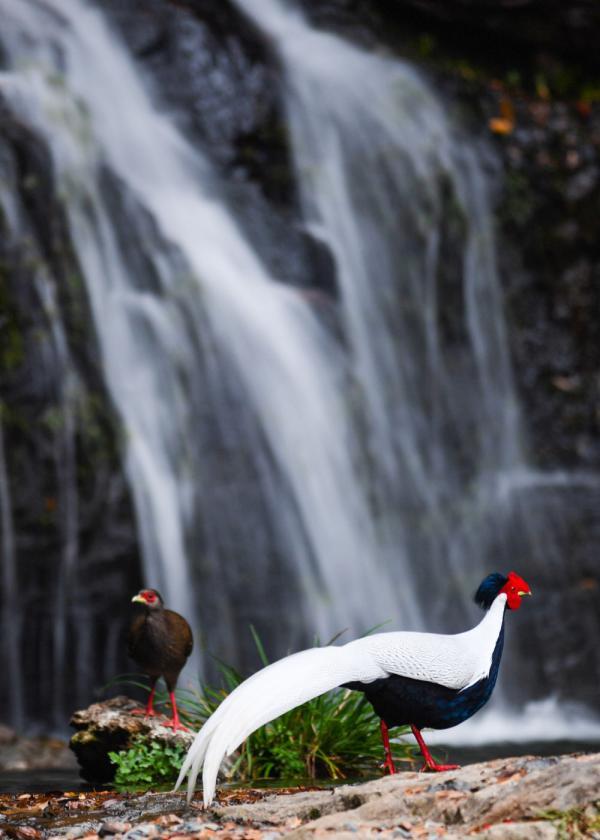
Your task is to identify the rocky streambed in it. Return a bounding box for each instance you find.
[0,752,598,839]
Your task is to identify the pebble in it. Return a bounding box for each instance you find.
[62,828,92,839]
[99,821,132,836]
[102,800,123,811]
[155,815,182,827]
[567,165,598,201]
[123,828,157,840]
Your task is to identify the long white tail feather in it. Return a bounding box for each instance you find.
[175,690,235,795]
[176,602,506,806]
[176,645,385,805]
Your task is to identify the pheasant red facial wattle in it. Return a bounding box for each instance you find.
[499,571,532,610]
[134,589,160,608]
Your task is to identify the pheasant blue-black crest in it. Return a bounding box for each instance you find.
[474,573,508,610]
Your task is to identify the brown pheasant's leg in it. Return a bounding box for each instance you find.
[161,691,190,732]
[132,677,158,717]
[380,719,396,775]
[411,724,460,772]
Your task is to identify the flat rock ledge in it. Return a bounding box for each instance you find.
[213,752,600,839]
[69,696,194,783]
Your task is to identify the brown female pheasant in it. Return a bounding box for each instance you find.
[128,589,193,731]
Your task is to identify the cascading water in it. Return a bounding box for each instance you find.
[33,272,81,727]
[232,0,530,628]
[0,0,598,733]
[1,0,406,720]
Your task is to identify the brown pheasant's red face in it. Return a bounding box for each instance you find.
[131,589,163,609]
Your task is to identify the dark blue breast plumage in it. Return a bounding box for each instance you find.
[346,620,505,731]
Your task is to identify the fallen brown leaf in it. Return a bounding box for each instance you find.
[13,828,41,840]
[489,97,515,135]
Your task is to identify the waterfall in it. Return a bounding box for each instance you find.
[229,0,543,630]
[1,0,595,731]
[0,0,408,705]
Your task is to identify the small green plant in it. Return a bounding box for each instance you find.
[108,737,187,789]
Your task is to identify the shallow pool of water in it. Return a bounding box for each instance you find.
[0,739,597,794]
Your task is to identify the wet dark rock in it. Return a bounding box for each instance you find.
[483,90,600,704]
[566,165,599,202]
[97,0,276,167]
[368,0,600,68]
[0,734,76,772]
[0,727,17,746]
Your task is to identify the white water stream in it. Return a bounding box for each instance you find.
[1,0,405,686]
[232,0,528,618]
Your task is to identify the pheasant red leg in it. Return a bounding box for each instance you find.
[132,678,157,717]
[162,691,190,732]
[380,719,396,775]
[411,724,460,772]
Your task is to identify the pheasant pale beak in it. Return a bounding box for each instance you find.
[131,594,146,604]
[518,591,532,596]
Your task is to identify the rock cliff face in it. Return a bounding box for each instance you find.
[1,0,599,729]
[379,0,600,62]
